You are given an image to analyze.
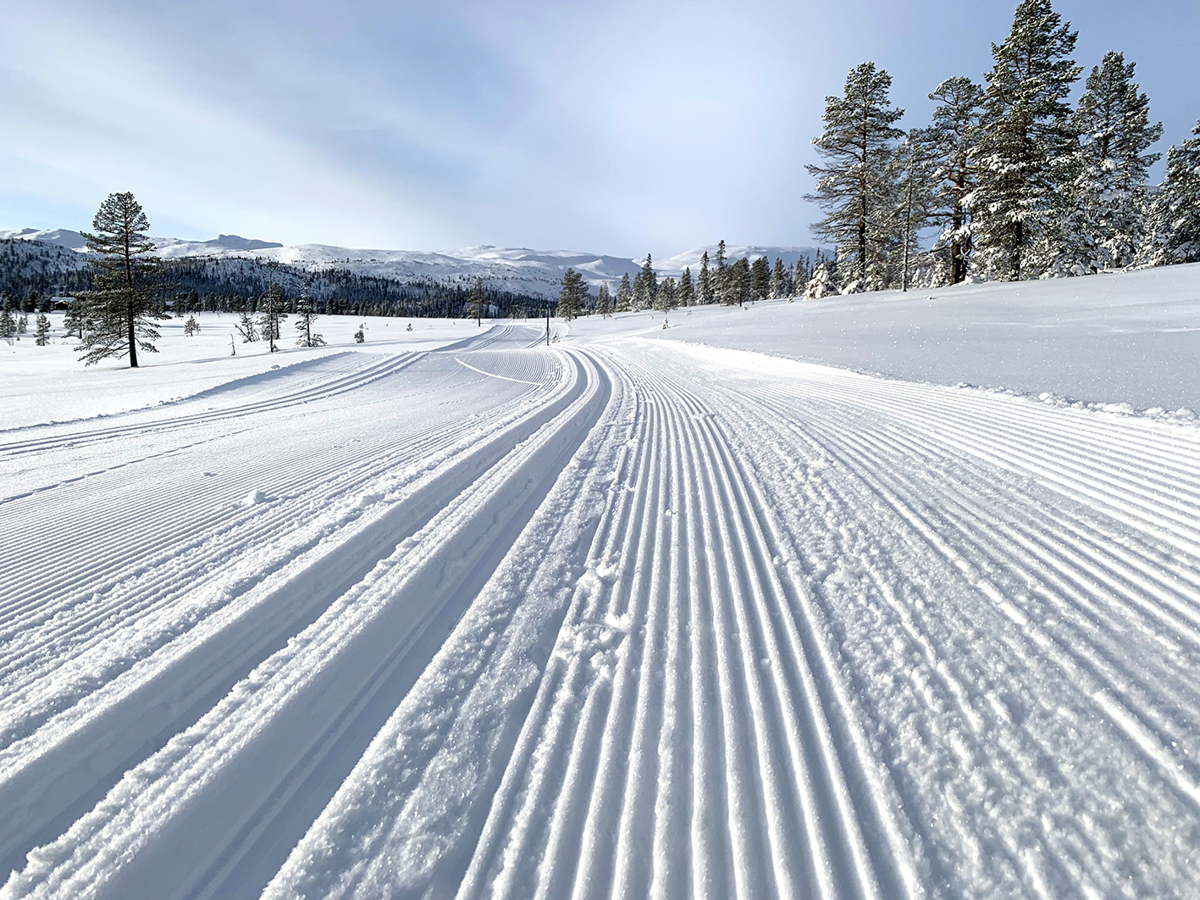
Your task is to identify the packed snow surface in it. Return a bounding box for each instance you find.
[2,267,1199,899]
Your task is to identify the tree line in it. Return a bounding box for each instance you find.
[804,0,1200,295]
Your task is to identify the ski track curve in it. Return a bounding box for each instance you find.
[3,329,1199,899]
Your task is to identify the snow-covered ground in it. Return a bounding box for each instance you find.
[2,267,1199,898]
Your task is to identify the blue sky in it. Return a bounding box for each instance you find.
[2,0,1196,257]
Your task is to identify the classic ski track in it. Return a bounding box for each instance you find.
[0,352,563,734]
[0,338,573,881]
[456,346,895,900]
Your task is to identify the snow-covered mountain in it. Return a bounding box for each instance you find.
[0,229,824,298]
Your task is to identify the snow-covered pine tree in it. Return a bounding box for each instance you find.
[354,324,366,343]
[596,283,613,317]
[236,310,258,342]
[258,282,286,352]
[970,0,1081,281]
[1059,52,1162,273]
[804,261,836,298]
[1142,120,1200,265]
[633,255,657,310]
[678,267,695,306]
[750,256,770,301]
[714,240,732,303]
[616,273,634,312]
[730,257,751,307]
[295,294,324,347]
[925,76,985,284]
[892,130,943,289]
[63,297,88,338]
[35,313,51,346]
[769,257,788,298]
[698,252,713,304]
[655,276,677,311]
[806,63,905,292]
[17,314,28,335]
[557,268,586,320]
[469,277,485,325]
[0,300,14,343]
[77,191,168,367]
[184,315,201,336]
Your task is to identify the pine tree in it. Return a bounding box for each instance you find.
[655,276,677,311]
[63,297,89,338]
[17,314,28,335]
[295,294,325,346]
[925,77,985,283]
[184,315,201,336]
[0,299,14,343]
[258,283,286,352]
[678,267,695,306]
[698,252,713,304]
[557,268,586,320]
[469,277,486,325]
[354,324,366,343]
[596,283,613,317]
[1060,52,1162,272]
[34,313,51,346]
[892,131,943,289]
[616,272,634,312]
[769,257,788,298]
[970,0,1081,281]
[749,256,770,301]
[633,255,657,310]
[806,62,905,292]
[236,310,258,343]
[1142,121,1200,265]
[729,257,751,307]
[804,261,837,298]
[77,192,168,367]
[713,240,731,303]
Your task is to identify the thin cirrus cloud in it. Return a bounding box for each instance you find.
[1,0,1196,257]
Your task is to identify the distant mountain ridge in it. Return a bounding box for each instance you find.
[0,229,825,299]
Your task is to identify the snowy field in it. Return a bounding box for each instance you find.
[2,268,1200,898]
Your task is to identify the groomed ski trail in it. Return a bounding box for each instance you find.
[3,331,1199,899]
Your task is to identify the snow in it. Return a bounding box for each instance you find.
[2,265,1200,898]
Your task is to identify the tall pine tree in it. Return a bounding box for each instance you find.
[970,0,1081,281]
[1060,52,1162,273]
[1142,121,1200,266]
[77,192,168,367]
[925,77,985,284]
[806,62,905,292]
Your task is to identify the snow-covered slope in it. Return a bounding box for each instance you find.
[2,267,1199,899]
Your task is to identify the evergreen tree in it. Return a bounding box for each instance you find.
[596,283,613,318]
[258,282,286,352]
[77,191,168,367]
[925,77,985,283]
[236,310,258,343]
[34,313,51,346]
[713,240,730,303]
[1060,52,1162,272]
[295,294,325,346]
[698,252,713,304]
[654,276,677,311]
[729,257,752,307]
[970,0,1081,281]
[769,257,788,298]
[1142,120,1200,265]
[893,130,943,289]
[63,297,89,339]
[0,299,14,343]
[806,62,905,292]
[354,323,366,343]
[804,261,837,298]
[750,256,770,301]
[678,267,695,306]
[557,268,586,320]
[16,313,28,335]
[183,315,201,336]
[633,254,657,310]
[616,272,634,312]
[469,277,486,325]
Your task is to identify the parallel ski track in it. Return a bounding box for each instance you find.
[0,348,609,900]
[456,345,904,900]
